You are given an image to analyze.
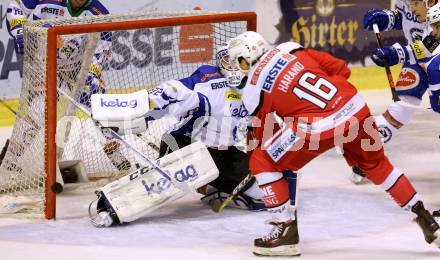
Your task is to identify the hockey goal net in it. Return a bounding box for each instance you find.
[0,11,256,219]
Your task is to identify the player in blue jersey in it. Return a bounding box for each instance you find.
[350,0,438,184]
[3,1,134,178]
[7,0,110,56]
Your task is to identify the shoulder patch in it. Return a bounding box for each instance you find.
[200,72,221,82]
[422,34,440,54]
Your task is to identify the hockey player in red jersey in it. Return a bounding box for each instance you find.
[227,31,440,256]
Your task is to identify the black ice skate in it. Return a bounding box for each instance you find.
[349,165,368,185]
[433,210,440,218]
[253,220,300,257]
[412,201,440,248]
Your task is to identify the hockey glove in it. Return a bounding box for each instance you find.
[371,43,406,67]
[13,33,24,55]
[363,9,396,31]
[429,89,440,113]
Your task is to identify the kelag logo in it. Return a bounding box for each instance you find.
[100,97,137,108]
[174,164,198,182]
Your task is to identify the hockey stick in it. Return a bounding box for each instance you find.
[56,87,194,192]
[211,173,254,213]
[372,24,400,102]
[212,112,286,213]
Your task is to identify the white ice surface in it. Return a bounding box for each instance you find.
[0,89,439,260]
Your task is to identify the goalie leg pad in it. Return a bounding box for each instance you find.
[90,141,219,225]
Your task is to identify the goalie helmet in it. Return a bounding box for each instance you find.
[228,31,269,75]
[216,41,244,88]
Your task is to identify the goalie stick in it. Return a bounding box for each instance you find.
[373,24,400,102]
[212,113,298,213]
[56,87,194,192]
[211,173,254,213]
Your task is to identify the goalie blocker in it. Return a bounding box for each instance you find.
[91,90,150,135]
[89,141,219,227]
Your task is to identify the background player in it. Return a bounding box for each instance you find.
[227,31,440,256]
[351,0,438,183]
[3,0,134,176]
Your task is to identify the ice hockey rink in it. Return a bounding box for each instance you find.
[0,88,439,260]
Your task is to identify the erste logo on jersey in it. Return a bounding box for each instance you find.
[262,53,297,93]
[251,49,280,85]
[41,6,64,16]
[396,67,420,90]
[211,81,227,90]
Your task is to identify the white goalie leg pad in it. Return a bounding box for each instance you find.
[96,141,219,224]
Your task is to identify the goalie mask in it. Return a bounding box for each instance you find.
[216,41,244,88]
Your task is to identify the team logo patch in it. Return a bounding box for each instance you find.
[226,90,242,100]
[251,49,280,85]
[377,124,392,144]
[264,128,301,162]
[200,72,221,82]
[410,41,427,60]
[396,67,420,90]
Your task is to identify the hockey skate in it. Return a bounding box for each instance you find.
[88,191,120,227]
[433,210,440,218]
[349,165,369,185]
[412,201,440,248]
[253,220,301,257]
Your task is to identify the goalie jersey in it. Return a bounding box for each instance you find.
[147,65,249,148]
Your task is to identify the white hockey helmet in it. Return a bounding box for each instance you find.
[427,2,440,24]
[228,31,269,75]
[216,41,244,88]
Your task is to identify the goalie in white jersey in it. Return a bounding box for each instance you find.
[87,42,282,227]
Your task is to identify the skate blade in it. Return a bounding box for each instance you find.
[433,230,440,248]
[349,172,368,185]
[253,244,301,257]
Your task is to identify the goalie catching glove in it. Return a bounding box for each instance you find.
[91,90,150,135]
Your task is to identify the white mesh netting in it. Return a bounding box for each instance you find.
[0,10,251,217]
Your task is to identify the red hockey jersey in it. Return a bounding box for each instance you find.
[244,42,371,141]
